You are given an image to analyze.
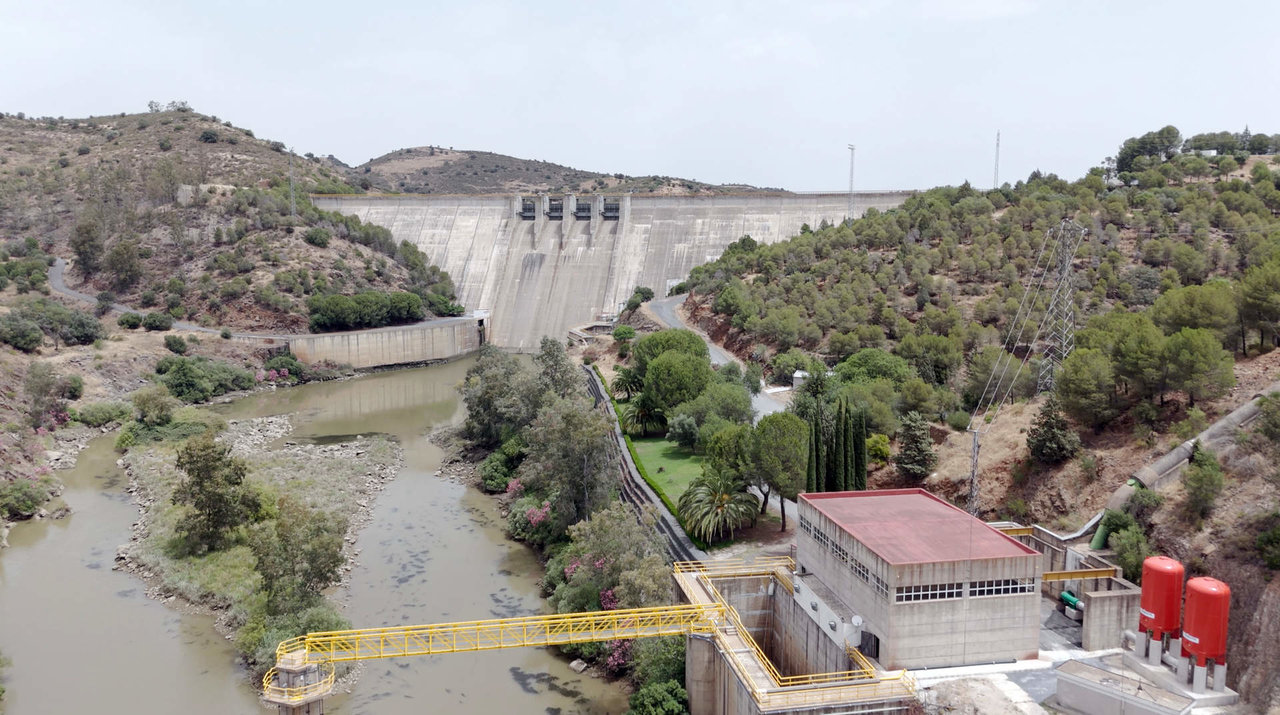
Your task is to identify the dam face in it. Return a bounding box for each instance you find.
[314,192,911,350]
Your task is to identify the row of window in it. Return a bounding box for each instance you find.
[894,578,1036,603]
[800,514,890,599]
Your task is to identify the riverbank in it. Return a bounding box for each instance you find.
[114,412,403,673]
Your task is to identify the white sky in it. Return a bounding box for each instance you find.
[3,0,1277,191]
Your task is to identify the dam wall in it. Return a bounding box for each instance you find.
[286,317,481,369]
[314,192,911,350]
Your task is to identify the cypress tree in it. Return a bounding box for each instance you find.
[834,401,847,491]
[815,403,828,492]
[852,409,867,491]
[806,411,818,492]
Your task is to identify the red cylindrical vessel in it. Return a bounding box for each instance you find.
[1181,577,1230,665]
[1139,556,1184,639]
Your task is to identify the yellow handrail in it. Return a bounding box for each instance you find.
[278,603,723,665]
[261,662,336,705]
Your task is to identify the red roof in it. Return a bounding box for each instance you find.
[800,489,1038,565]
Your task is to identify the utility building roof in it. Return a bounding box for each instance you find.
[801,489,1038,565]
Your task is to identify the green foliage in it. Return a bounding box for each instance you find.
[1173,408,1208,440]
[544,502,670,614]
[164,334,188,355]
[515,397,615,542]
[1109,526,1151,584]
[0,476,57,519]
[1056,348,1118,429]
[1258,521,1280,570]
[198,129,219,143]
[665,413,699,450]
[302,227,330,247]
[306,291,424,332]
[677,464,758,543]
[23,361,65,428]
[1182,444,1224,519]
[1026,395,1081,465]
[867,433,891,463]
[131,384,179,426]
[612,366,644,401]
[220,328,232,339]
[249,495,346,614]
[142,311,174,331]
[643,350,714,412]
[0,315,44,351]
[1163,328,1234,406]
[612,325,636,342]
[157,356,254,402]
[9,297,104,346]
[628,680,688,715]
[75,400,131,427]
[479,436,526,493]
[171,432,261,555]
[462,345,541,447]
[1258,392,1280,442]
[668,382,754,430]
[945,410,970,432]
[895,411,936,480]
[117,312,143,329]
[632,329,708,379]
[1125,489,1164,529]
[754,412,808,527]
[630,637,685,689]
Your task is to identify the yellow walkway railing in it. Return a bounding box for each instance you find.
[274,603,724,666]
[261,663,335,705]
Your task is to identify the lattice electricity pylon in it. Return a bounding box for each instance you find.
[1036,219,1087,392]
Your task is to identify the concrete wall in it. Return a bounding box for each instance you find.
[797,500,1040,669]
[287,317,481,369]
[314,192,912,350]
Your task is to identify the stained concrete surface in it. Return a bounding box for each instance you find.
[315,192,910,350]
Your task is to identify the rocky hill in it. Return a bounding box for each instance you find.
[0,106,457,334]
[349,145,776,196]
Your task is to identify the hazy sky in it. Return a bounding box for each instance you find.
[4,1,1277,191]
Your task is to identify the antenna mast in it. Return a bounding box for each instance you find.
[847,144,856,222]
[993,131,1001,189]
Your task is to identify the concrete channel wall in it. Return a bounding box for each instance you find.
[287,317,481,369]
[314,192,912,350]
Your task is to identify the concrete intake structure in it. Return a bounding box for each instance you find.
[313,192,912,350]
[286,317,482,369]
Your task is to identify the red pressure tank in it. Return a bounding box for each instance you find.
[1139,556,1184,639]
[1181,577,1231,665]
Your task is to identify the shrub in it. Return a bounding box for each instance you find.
[142,312,174,331]
[612,325,636,342]
[77,145,90,155]
[198,129,219,143]
[302,228,330,248]
[1258,522,1280,570]
[1109,525,1151,584]
[665,413,699,450]
[1126,489,1164,529]
[867,433,891,463]
[945,410,970,432]
[158,137,172,151]
[58,374,84,400]
[1026,394,1080,465]
[1174,408,1208,440]
[76,401,132,427]
[131,385,178,426]
[1079,452,1100,482]
[220,328,232,339]
[1182,444,1224,519]
[117,312,143,329]
[0,315,44,351]
[1257,393,1280,442]
[164,334,188,355]
[0,477,56,519]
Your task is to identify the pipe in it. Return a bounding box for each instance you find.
[1060,590,1084,611]
[1089,522,1110,550]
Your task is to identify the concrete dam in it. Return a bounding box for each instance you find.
[314,192,912,350]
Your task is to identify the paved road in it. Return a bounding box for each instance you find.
[51,258,472,342]
[646,294,785,421]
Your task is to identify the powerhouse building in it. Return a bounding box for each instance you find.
[795,489,1041,668]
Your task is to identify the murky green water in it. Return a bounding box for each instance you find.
[0,359,628,714]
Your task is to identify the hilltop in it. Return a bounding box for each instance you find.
[0,105,458,334]
[350,145,777,196]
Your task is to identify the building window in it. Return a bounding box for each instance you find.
[969,579,1035,597]
[831,542,848,564]
[895,583,963,603]
[799,515,813,536]
[851,559,869,583]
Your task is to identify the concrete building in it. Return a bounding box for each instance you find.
[795,489,1041,669]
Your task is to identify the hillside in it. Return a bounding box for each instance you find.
[350,145,777,196]
[674,125,1280,708]
[0,106,458,334]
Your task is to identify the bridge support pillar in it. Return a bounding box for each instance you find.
[265,650,328,715]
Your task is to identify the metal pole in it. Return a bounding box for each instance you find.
[967,429,981,516]
[289,148,296,218]
[847,144,856,222]
[993,131,1001,190]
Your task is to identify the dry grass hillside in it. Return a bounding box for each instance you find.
[0,107,446,334]
[352,145,775,195]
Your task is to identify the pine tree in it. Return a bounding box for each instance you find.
[1026,394,1081,465]
[895,411,936,481]
[852,410,867,491]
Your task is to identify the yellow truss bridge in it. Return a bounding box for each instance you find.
[264,558,917,712]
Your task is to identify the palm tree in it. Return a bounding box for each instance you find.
[619,394,666,436]
[678,465,759,543]
[612,367,643,401]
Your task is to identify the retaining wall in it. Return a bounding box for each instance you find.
[287,318,481,369]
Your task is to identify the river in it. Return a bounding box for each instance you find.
[0,359,629,714]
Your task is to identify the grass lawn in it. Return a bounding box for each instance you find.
[631,437,703,503]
